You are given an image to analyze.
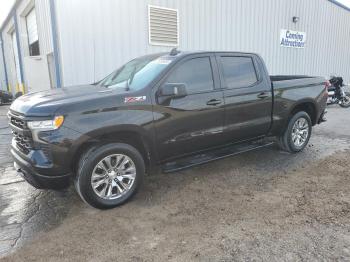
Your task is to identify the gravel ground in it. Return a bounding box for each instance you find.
[1,104,350,261]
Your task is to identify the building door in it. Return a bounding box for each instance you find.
[22,7,52,92]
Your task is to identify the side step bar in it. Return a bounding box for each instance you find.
[162,140,274,173]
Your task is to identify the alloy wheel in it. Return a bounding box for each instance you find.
[291,118,309,147]
[90,154,136,200]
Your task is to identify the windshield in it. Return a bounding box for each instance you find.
[98,55,172,90]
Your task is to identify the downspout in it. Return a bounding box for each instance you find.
[0,33,9,92]
[49,0,62,88]
[13,9,25,92]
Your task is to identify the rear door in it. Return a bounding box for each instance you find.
[216,54,272,142]
[153,54,226,161]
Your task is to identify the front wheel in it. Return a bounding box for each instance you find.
[75,143,145,209]
[339,92,350,108]
[278,111,312,153]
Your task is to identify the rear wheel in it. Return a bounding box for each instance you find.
[74,143,145,209]
[278,111,312,153]
[340,92,350,108]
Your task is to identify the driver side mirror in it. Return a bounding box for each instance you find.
[157,83,188,104]
[159,83,187,98]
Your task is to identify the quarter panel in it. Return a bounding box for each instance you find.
[270,81,327,135]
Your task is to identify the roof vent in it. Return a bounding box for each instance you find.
[148,5,179,46]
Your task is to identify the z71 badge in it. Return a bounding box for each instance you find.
[124,96,147,103]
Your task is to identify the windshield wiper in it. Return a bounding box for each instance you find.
[125,65,137,91]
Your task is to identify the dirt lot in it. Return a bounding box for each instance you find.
[1,105,350,261]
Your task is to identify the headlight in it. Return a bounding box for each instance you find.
[27,116,64,130]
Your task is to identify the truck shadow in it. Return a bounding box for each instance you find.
[134,134,350,208]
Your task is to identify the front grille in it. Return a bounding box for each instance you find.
[9,113,33,155]
[13,131,33,154]
[10,116,27,129]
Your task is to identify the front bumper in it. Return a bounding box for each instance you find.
[8,110,83,189]
[12,148,71,189]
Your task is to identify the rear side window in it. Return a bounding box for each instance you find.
[220,56,258,88]
[166,57,214,93]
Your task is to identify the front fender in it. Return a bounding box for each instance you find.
[64,109,157,169]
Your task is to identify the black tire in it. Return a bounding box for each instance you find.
[278,111,312,153]
[74,143,145,209]
[339,92,350,108]
[0,97,3,105]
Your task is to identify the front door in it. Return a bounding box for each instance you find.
[153,54,225,161]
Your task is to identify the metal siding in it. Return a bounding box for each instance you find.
[53,0,350,86]
[35,0,54,55]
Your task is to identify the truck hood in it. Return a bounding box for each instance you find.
[10,85,117,116]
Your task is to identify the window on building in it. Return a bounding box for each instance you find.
[166,57,214,93]
[26,8,40,56]
[220,56,258,88]
[148,5,179,46]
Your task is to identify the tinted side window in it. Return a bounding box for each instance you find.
[221,56,258,88]
[166,57,214,93]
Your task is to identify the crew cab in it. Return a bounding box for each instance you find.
[8,50,328,209]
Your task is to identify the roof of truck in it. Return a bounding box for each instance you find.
[132,50,261,69]
[143,49,259,63]
[166,49,257,56]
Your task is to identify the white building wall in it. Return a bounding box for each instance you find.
[34,0,53,55]
[54,0,350,87]
[0,0,54,94]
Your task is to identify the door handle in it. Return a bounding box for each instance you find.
[257,92,269,99]
[206,99,222,106]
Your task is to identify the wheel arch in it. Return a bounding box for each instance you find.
[70,125,156,175]
[288,100,317,126]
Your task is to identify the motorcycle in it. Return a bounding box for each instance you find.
[327,76,350,108]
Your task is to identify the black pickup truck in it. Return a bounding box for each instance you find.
[8,50,327,209]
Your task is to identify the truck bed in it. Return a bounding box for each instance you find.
[271,75,325,89]
[270,75,312,81]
